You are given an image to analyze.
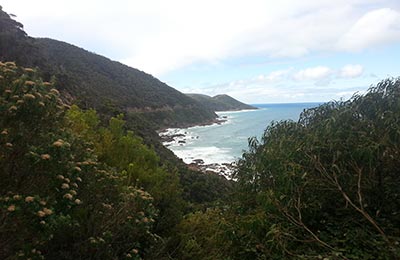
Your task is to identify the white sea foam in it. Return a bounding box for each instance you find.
[172,146,235,165]
[160,113,243,167]
[216,108,262,115]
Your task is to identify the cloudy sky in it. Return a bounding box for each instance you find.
[2,0,400,103]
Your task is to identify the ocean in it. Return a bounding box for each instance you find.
[161,103,321,166]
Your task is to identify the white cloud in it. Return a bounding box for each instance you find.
[338,8,400,51]
[180,64,373,103]
[265,69,291,81]
[1,0,399,76]
[192,77,352,104]
[339,64,364,78]
[255,69,292,82]
[336,91,358,97]
[293,66,332,81]
[290,64,364,82]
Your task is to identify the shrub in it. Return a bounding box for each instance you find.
[0,62,157,259]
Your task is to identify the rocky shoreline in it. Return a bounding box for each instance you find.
[158,116,234,179]
[158,117,227,146]
[187,160,235,179]
[158,117,227,135]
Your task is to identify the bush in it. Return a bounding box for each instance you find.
[0,62,157,259]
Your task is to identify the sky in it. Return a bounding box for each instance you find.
[2,0,400,103]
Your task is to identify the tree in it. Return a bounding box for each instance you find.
[233,78,400,259]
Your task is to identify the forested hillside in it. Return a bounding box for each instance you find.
[0,7,216,129]
[0,7,228,206]
[187,93,256,111]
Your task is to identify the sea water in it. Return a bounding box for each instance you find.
[161,103,321,165]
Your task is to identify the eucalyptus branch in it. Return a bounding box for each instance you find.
[332,169,389,244]
[271,194,337,253]
[311,154,389,244]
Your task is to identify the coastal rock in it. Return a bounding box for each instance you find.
[184,160,235,179]
[160,133,185,143]
[193,159,205,164]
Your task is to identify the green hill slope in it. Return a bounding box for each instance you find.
[187,93,256,111]
[0,7,216,129]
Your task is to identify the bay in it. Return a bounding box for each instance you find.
[161,103,321,166]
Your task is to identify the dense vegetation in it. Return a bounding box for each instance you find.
[173,78,400,259]
[187,93,256,111]
[1,6,399,260]
[0,62,231,259]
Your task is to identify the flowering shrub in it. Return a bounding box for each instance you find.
[0,62,157,259]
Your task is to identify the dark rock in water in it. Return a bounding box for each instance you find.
[193,159,205,164]
[178,140,186,144]
[186,160,234,179]
[160,133,186,143]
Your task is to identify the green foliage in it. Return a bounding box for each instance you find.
[179,169,233,208]
[0,7,39,66]
[172,209,232,260]
[170,78,400,260]
[3,6,398,259]
[0,62,157,259]
[232,78,400,259]
[66,106,185,235]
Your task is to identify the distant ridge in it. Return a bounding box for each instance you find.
[187,93,257,112]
